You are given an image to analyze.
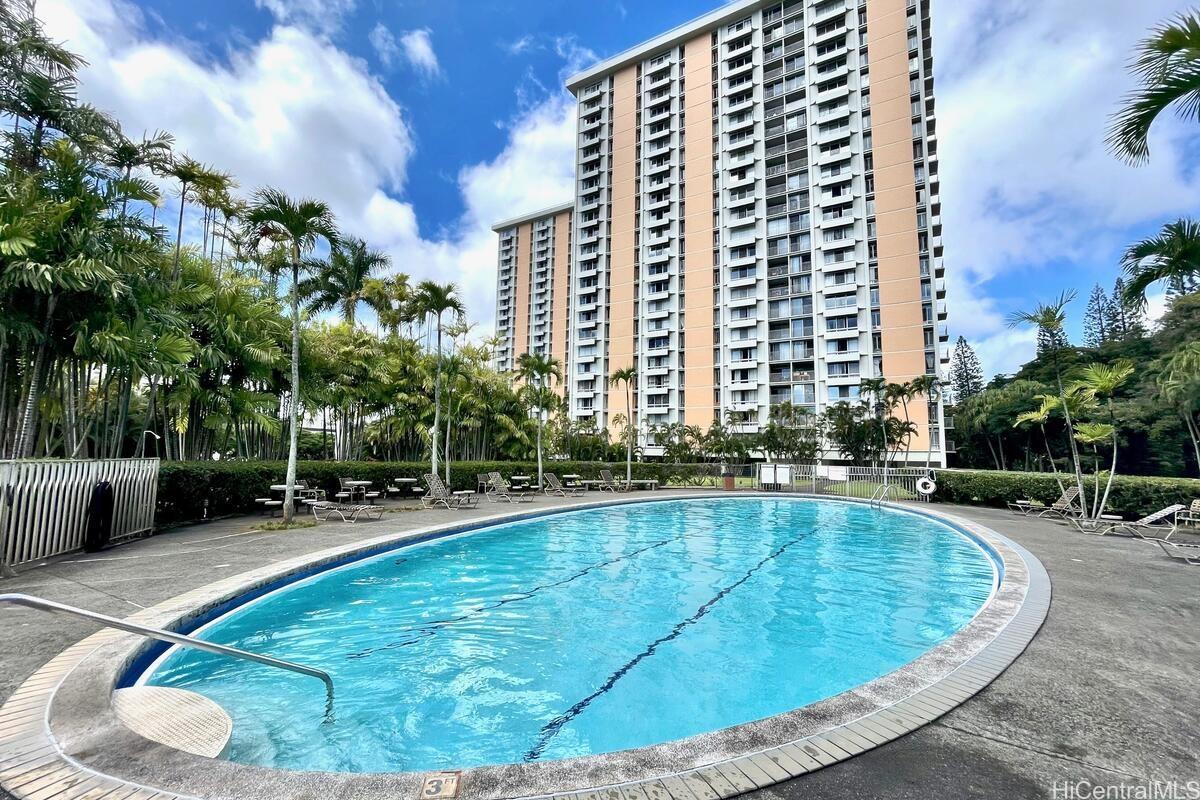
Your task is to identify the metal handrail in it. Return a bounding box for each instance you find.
[869,483,894,507]
[0,593,334,718]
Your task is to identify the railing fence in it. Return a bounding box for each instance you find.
[0,458,159,573]
[756,463,933,502]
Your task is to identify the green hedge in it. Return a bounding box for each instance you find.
[934,469,1200,519]
[155,459,713,527]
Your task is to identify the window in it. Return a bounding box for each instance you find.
[827,314,858,331]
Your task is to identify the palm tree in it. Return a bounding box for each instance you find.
[408,281,464,478]
[362,273,412,336]
[909,374,941,471]
[518,352,562,489]
[1119,218,1200,303]
[610,365,637,485]
[166,155,221,281]
[1014,395,1066,491]
[1072,361,1134,519]
[244,188,338,523]
[299,238,391,325]
[1007,291,1086,508]
[1157,342,1200,473]
[104,129,173,219]
[1108,11,1200,164]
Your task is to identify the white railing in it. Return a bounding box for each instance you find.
[755,463,932,502]
[0,458,159,572]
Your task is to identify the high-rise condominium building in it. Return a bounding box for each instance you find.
[492,203,574,377]
[495,0,949,464]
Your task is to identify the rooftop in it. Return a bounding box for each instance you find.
[565,0,766,92]
[491,201,575,233]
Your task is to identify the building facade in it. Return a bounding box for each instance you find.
[492,203,574,379]
[496,0,949,464]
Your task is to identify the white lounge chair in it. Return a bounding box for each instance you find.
[1156,539,1200,565]
[422,474,477,509]
[1008,485,1078,517]
[486,472,534,503]
[1072,504,1185,540]
[544,473,583,497]
[309,501,384,523]
[1032,486,1084,520]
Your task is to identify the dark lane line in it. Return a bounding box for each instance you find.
[347,529,705,660]
[523,529,811,761]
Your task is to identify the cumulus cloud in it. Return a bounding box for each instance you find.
[935,0,1200,378]
[40,0,577,338]
[254,0,356,36]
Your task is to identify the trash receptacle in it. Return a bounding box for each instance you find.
[83,480,115,553]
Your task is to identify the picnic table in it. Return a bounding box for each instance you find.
[509,475,531,490]
[386,477,421,499]
[562,473,582,488]
[343,480,376,503]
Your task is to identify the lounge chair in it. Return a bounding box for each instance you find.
[1071,504,1185,540]
[1034,486,1085,521]
[309,501,384,523]
[1156,539,1200,565]
[1177,499,1200,529]
[598,469,623,493]
[486,472,534,503]
[422,474,477,510]
[544,473,584,497]
[1008,486,1078,517]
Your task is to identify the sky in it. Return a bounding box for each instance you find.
[37,0,1200,380]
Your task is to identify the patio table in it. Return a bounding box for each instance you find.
[344,480,374,503]
[561,473,581,488]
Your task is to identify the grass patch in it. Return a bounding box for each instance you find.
[822,481,917,501]
[251,519,318,531]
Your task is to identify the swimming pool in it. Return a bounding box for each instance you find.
[139,497,998,774]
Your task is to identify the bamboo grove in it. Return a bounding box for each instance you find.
[0,4,543,465]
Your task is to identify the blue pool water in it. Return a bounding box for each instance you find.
[142,498,997,773]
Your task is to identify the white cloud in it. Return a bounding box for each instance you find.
[254,0,356,36]
[368,23,399,68]
[503,35,535,56]
[40,0,577,340]
[934,0,1200,379]
[397,28,442,80]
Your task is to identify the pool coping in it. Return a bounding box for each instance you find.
[0,494,1050,800]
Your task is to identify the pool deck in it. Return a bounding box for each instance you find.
[1,494,1197,799]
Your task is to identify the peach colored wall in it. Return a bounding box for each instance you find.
[681,33,717,429]
[551,209,572,397]
[606,66,639,434]
[512,221,532,373]
[867,0,930,449]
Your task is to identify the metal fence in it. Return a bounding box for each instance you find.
[756,464,933,502]
[0,459,159,572]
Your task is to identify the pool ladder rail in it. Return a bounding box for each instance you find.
[0,593,335,720]
[869,483,894,507]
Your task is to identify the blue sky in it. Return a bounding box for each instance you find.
[41,0,1200,379]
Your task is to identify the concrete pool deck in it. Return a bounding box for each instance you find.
[0,494,1196,799]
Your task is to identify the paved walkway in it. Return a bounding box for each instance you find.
[1,496,1197,799]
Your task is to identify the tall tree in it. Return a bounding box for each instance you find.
[1008,292,1087,510]
[949,336,984,402]
[1106,277,1148,339]
[244,188,338,524]
[1082,284,1111,347]
[408,281,463,478]
[1119,218,1200,304]
[610,365,636,485]
[1108,11,1200,165]
[517,352,562,489]
[300,237,391,325]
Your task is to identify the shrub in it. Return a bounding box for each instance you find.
[155,459,713,527]
[934,469,1200,519]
